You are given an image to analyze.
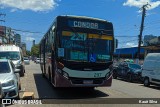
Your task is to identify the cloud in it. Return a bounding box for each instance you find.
[10,9,17,12]
[0,0,59,12]
[123,0,160,10]
[125,42,138,47]
[25,37,35,42]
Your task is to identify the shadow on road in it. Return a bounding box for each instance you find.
[33,73,109,99]
[114,78,142,84]
[139,85,160,90]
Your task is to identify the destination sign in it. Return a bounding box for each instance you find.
[68,20,106,30]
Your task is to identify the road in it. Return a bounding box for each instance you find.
[9,61,160,107]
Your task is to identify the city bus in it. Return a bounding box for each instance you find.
[39,15,115,88]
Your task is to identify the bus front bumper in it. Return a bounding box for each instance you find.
[55,72,112,87]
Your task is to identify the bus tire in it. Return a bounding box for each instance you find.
[48,68,51,82]
[87,87,95,90]
[42,73,45,78]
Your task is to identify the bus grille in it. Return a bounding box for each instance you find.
[70,78,104,85]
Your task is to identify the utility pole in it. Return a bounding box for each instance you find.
[137,3,150,62]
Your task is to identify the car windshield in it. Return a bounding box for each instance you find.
[129,64,141,69]
[0,52,20,60]
[0,62,11,73]
[24,58,29,60]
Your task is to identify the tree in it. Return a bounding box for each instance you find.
[31,44,39,57]
[26,50,31,56]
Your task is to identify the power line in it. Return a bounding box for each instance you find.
[12,28,45,34]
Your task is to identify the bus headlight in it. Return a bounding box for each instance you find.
[57,69,63,74]
[105,72,111,79]
[63,72,69,79]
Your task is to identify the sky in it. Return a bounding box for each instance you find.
[0,0,160,50]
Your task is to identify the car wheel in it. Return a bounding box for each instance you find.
[128,74,133,82]
[20,71,24,77]
[144,77,150,87]
[16,93,20,100]
[19,82,21,90]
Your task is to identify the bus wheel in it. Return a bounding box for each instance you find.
[48,68,51,82]
[144,77,150,87]
[88,87,95,90]
[42,73,45,78]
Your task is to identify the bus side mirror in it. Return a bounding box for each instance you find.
[114,38,117,52]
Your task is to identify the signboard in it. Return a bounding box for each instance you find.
[70,51,87,61]
[70,33,87,41]
[68,20,106,30]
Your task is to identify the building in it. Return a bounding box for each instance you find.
[143,35,157,46]
[143,36,160,55]
[9,31,15,44]
[114,47,145,59]
[33,40,35,46]
[21,42,27,56]
[14,34,21,47]
[5,27,15,44]
[0,26,7,44]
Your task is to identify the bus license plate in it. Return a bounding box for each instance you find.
[83,80,93,84]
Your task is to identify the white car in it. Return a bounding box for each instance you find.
[0,59,21,99]
[36,58,40,64]
[24,57,30,65]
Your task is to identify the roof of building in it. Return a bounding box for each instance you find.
[114,47,145,55]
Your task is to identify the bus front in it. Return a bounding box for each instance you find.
[55,16,114,87]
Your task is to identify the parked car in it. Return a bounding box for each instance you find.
[0,82,4,98]
[0,59,21,99]
[112,62,142,82]
[24,57,30,65]
[0,45,25,77]
[142,53,160,87]
[35,58,40,64]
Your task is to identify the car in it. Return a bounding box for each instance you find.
[0,45,25,77]
[24,57,30,65]
[35,58,40,64]
[112,62,142,82]
[0,59,21,99]
[0,82,4,98]
[142,53,160,87]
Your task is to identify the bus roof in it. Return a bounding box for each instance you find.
[58,15,109,22]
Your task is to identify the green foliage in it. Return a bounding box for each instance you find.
[31,44,39,57]
[26,50,31,56]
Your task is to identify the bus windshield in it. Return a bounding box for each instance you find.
[61,30,112,63]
